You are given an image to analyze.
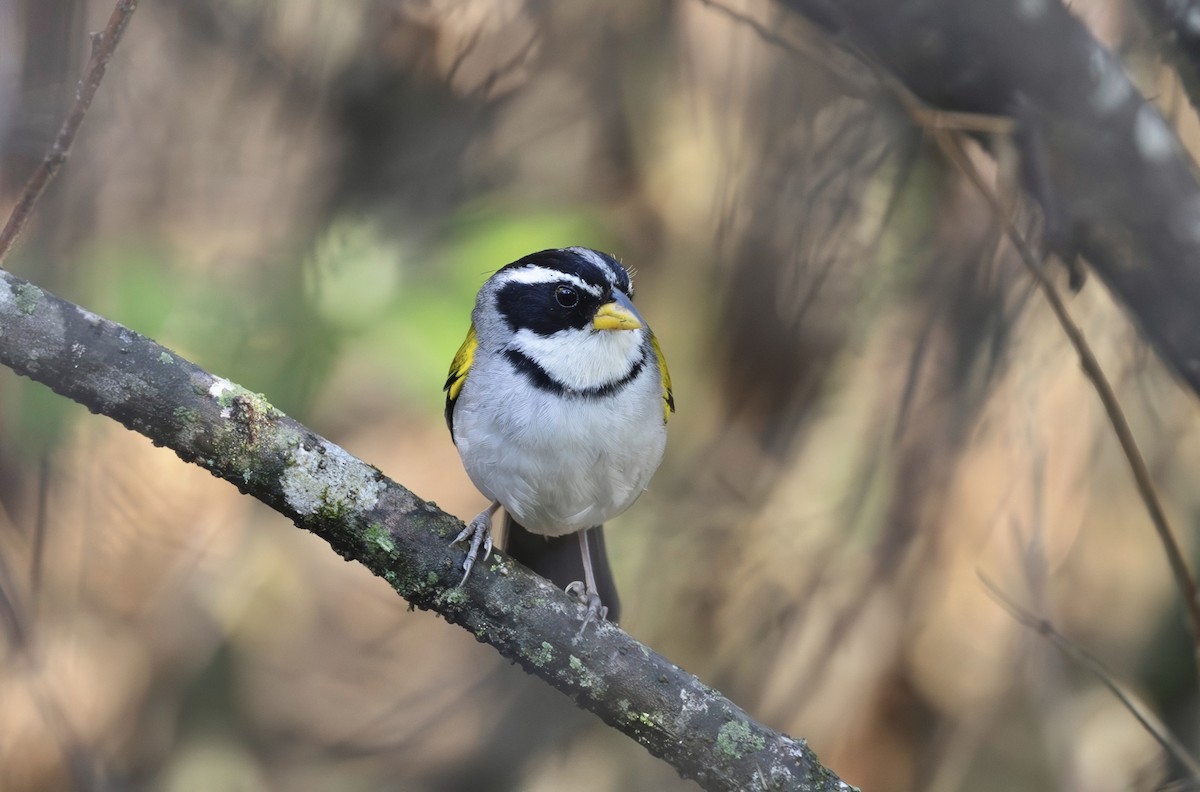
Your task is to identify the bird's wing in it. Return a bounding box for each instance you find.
[650,332,674,422]
[444,324,478,435]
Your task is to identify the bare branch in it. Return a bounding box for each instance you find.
[0,0,139,264]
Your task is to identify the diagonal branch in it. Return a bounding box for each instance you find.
[980,574,1200,781]
[0,269,854,792]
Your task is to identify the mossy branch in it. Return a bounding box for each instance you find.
[0,269,854,792]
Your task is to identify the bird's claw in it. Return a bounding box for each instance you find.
[566,580,608,635]
[452,512,494,585]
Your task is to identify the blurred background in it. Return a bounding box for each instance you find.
[2,0,1199,790]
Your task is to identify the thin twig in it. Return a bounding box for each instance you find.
[980,573,1200,780]
[0,0,139,265]
[934,128,1200,670]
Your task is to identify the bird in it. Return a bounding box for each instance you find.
[444,246,673,628]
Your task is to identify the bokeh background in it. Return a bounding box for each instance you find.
[2,1,1200,790]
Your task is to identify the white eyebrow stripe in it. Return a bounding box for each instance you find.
[500,266,603,296]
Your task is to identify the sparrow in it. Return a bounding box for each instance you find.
[444,246,673,628]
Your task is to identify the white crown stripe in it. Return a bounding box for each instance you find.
[499,266,603,296]
[567,247,611,274]
[565,247,631,295]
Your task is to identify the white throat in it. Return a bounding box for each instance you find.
[511,327,643,391]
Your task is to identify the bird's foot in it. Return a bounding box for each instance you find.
[565,580,608,635]
[451,504,497,585]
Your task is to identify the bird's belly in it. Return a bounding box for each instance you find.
[455,396,665,537]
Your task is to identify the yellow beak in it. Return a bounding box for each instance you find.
[592,291,644,332]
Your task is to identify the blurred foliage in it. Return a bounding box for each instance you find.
[1,1,1200,791]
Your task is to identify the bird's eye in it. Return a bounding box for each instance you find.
[554,285,579,308]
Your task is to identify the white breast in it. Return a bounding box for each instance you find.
[452,348,666,536]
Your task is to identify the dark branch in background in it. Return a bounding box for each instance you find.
[0,271,853,792]
[0,0,138,262]
[776,0,1200,404]
[932,127,1200,681]
[772,0,1200,693]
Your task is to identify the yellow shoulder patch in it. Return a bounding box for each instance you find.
[650,333,674,423]
[444,324,477,433]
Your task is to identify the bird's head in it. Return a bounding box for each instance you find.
[474,247,648,392]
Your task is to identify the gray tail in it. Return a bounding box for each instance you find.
[502,513,621,623]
